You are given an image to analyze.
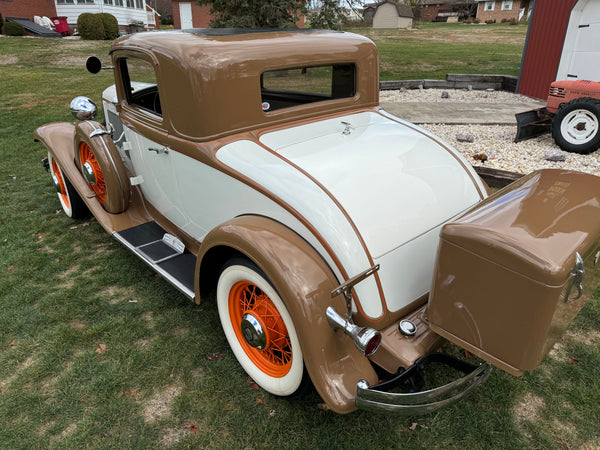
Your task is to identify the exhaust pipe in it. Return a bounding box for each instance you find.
[326,306,381,357]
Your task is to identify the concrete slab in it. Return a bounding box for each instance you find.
[380,100,547,125]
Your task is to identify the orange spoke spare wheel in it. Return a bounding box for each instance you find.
[79,141,106,203]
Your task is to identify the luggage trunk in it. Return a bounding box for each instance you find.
[428,169,600,376]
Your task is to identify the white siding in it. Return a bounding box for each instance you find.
[56,1,148,27]
[372,3,412,29]
[557,0,600,82]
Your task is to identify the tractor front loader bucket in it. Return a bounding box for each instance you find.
[514,108,552,143]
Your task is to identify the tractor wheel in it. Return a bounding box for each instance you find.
[552,97,600,154]
[216,257,304,396]
[48,152,89,219]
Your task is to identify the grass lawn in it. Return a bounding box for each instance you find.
[0,28,599,448]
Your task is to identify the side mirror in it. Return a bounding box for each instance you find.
[86,56,103,74]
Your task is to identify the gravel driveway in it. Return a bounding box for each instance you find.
[381,89,600,177]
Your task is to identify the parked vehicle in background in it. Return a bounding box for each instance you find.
[515,79,600,154]
[35,29,600,414]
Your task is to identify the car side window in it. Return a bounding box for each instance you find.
[119,58,162,117]
[260,64,356,112]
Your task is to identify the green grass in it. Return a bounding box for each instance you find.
[352,21,528,80]
[1,30,599,448]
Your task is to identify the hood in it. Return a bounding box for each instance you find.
[259,111,484,258]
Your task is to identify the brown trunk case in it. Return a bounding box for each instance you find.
[428,169,600,375]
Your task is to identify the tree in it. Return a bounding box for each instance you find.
[308,0,362,30]
[197,0,308,28]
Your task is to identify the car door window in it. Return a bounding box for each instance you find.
[120,58,162,116]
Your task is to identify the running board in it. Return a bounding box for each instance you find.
[113,222,196,300]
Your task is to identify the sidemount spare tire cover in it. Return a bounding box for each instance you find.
[74,120,130,214]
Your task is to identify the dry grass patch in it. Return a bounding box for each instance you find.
[0,355,37,392]
[513,392,545,425]
[102,285,142,304]
[143,385,182,423]
[0,55,19,65]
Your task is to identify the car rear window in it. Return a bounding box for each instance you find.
[260,64,356,112]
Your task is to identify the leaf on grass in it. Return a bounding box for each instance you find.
[74,323,85,329]
[568,358,579,364]
[317,403,330,410]
[464,350,473,358]
[207,352,224,361]
[96,343,107,354]
[82,222,90,227]
[10,340,17,347]
[184,424,198,434]
[248,379,260,390]
[255,397,265,405]
[7,265,14,272]
[409,422,418,431]
[69,226,78,230]
[268,409,276,418]
[35,233,43,240]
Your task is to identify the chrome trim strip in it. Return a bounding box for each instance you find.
[355,361,492,415]
[112,231,195,300]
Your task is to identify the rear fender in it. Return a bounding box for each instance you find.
[196,215,378,414]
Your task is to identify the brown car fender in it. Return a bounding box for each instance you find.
[196,215,379,414]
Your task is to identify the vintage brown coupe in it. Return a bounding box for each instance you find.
[35,29,600,414]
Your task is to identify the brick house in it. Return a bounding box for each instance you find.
[420,0,471,22]
[0,0,151,34]
[476,0,532,23]
[0,0,57,22]
[171,1,211,29]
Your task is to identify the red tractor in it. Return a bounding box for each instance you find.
[515,79,600,154]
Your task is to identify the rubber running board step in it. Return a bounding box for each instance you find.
[113,222,195,300]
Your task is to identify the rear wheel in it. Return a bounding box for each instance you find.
[216,258,304,396]
[48,152,89,219]
[552,98,600,154]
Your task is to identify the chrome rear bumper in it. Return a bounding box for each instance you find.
[355,353,492,415]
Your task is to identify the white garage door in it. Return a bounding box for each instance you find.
[557,0,600,81]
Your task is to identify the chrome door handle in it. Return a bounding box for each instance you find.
[147,147,169,155]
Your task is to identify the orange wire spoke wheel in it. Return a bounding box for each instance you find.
[51,158,69,209]
[229,281,293,378]
[79,141,107,203]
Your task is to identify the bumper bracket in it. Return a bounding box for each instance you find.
[356,353,492,415]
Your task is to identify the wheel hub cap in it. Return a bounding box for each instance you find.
[240,313,267,350]
[82,161,96,184]
[52,173,63,194]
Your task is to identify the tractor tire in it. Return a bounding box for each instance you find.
[552,97,600,154]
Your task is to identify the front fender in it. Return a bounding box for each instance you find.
[196,215,378,414]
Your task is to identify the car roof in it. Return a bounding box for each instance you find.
[109,29,380,141]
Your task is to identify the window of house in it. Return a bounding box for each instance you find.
[104,0,113,5]
[135,0,144,8]
[501,1,513,10]
[114,0,123,6]
[484,1,494,11]
[260,64,356,112]
[126,0,135,8]
[56,0,75,4]
[120,58,162,117]
[80,0,95,4]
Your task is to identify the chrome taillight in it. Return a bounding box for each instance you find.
[326,306,381,357]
